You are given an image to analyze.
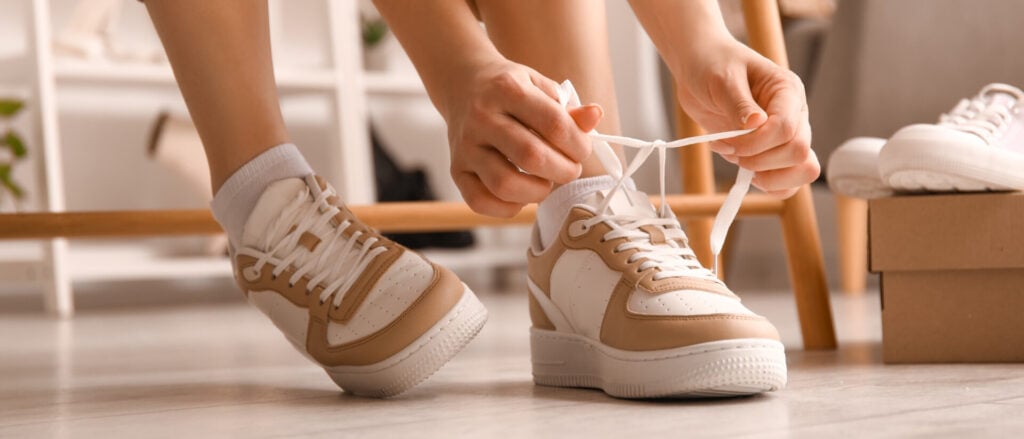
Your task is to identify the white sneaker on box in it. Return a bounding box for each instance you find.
[826,137,890,199]
[879,83,1024,193]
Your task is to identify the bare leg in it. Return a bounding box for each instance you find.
[145,0,288,193]
[474,0,625,178]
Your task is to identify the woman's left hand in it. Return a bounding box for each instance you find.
[674,39,819,199]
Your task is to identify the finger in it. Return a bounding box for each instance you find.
[569,104,603,133]
[719,69,768,129]
[727,79,806,157]
[735,121,811,172]
[770,186,798,198]
[710,140,737,156]
[489,114,581,184]
[473,147,553,204]
[453,171,525,218]
[529,71,562,102]
[751,149,821,193]
[729,107,805,157]
[501,79,592,163]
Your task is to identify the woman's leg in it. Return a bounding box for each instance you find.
[145,0,288,192]
[143,1,486,397]
[473,0,624,176]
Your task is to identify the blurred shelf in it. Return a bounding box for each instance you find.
[66,244,232,282]
[52,57,426,95]
[6,241,525,284]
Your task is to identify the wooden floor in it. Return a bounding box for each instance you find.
[2,282,1023,438]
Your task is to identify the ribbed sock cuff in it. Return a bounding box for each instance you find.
[211,143,312,246]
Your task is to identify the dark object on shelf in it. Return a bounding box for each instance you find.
[372,128,475,249]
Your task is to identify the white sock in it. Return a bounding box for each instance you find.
[211,143,312,247]
[536,175,636,248]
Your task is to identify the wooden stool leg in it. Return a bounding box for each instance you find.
[781,186,837,349]
[835,194,868,295]
[675,107,722,276]
[742,0,837,349]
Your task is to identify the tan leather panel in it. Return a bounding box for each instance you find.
[557,208,734,297]
[600,280,780,351]
[527,292,555,330]
[306,263,464,366]
[639,225,666,245]
[526,244,565,295]
[298,232,321,251]
[235,254,315,306]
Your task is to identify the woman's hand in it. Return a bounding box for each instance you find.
[675,39,819,199]
[442,59,602,217]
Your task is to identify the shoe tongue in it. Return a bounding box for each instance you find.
[585,186,657,218]
[241,178,309,247]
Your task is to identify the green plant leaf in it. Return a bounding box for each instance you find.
[0,164,22,199]
[0,99,24,117]
[361,19,388,47]
[4,132,26,158]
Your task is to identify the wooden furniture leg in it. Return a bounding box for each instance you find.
[742,0,837,349]
[835,194,868,295]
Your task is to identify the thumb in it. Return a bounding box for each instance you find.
[569,104,603,132]
[724,81,767,129]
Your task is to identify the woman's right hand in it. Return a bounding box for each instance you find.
[442,59,602,218]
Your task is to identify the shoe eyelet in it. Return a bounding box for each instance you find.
[568,220,590,238]
[242,266,261,282]
[287,283,295,288]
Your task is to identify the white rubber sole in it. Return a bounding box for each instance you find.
[826,137,891,199]
[828,175,893,199]
[325,286,488,398]
[879,126,1024,193]
[531,328,787,399]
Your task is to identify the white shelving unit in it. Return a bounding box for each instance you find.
[3,0,525,317]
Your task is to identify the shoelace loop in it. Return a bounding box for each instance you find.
[940,83,1023,144]
[557,80,754,277]
[238,184,389,307]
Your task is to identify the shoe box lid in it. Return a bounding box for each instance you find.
[869,192,1024,272]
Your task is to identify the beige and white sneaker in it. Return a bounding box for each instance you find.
[527,81,788,398]
[232,174,487,397]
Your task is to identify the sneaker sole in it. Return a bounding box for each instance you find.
[879,134,1024,193]
[828,175,893,199]
[531,328,786,399]
[325,285,488,398]
[826,137,890,199]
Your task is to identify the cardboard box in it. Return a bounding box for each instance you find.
[869,192,1024,363]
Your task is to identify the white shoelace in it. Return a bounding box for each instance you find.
[939,83,1023,144]
[557,80,754,278]
[238,185,388,307]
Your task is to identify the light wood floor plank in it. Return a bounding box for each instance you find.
[1,285,1021,438]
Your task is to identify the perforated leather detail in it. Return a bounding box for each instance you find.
[626,289,755,317]
[326,251,433,345]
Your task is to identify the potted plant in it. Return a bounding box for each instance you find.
[0,97,27,212]
[361,12,392,71]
